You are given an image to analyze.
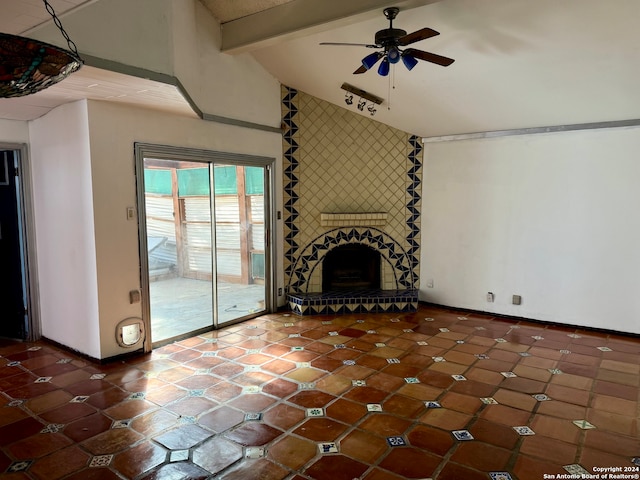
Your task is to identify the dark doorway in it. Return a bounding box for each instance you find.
[0,150,27,339]
[322,244,381,291]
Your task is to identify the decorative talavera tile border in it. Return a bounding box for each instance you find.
[288,227,415,293]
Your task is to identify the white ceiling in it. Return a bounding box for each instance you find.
[1,0,639,137]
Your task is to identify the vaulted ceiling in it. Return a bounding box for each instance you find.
[1,0,639,137]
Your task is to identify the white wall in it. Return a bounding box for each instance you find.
[420,126,640,334]
[87,101,282,359]
[0,119,29,143]
[29,101,102,357]
[32,0,174,74]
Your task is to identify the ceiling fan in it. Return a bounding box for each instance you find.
[320,7,454,76]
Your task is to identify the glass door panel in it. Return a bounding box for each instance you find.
[215,164,267,324]
[144,159,214,342]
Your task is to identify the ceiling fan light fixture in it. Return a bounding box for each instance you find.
[387,47,401,64]
[377,58,390,76]
[361,52,381,70]
[401,52,419,71]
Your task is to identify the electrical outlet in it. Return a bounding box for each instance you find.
[278,288,283,296]
[487,292,494,302]
[427,279,434,288]
[512,295,522,305]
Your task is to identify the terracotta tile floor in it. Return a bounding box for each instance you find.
[1,305,639,479]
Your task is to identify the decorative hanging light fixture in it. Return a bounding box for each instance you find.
[0,0,83,98]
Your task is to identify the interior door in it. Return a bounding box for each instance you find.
[0,151,27,339]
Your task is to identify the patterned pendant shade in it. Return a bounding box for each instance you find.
[0,33,82,98]
[0,0,82,98]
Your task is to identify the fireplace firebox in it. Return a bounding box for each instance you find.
[322,244,380,291]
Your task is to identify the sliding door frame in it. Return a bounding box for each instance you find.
[134,143,275,351]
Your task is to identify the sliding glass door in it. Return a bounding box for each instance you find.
[136,145,272,346]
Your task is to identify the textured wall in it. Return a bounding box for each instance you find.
[282,86,422,294]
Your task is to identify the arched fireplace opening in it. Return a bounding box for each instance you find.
[322,244,381,292]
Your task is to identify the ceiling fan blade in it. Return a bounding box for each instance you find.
[398,28,440,46]
[353,65,368,74]
[405,48,455,66]
[320,42,379,48]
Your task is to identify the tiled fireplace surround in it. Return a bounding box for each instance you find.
[281,87,422,315]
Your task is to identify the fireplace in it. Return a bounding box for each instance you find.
[322,244,380,291]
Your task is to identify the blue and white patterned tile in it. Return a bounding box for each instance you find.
[318,442,339,454]
[452,430,474,441]
[386,436,407,447]
[425,401,441,408]
[367,404,383,412]
[513,426,535,436]
[245,413,263,421]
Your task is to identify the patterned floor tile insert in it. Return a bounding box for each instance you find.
[367,404,383,412]
[572,419,596,429]
[425,401,442,408]
[564,464,591,475]
[40,423,65,433]
[7,460,33,473]
[89,454,113,467]
[513,426,535,435]
[481,397,498,405]
[532,394,551,401]
[489,473,513,480]
[245,446,266,458]
[245,413,263,421]
[112,419,132,429]
[452,430,474,441]
[318,442,339,454]
[386,436,407,447]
